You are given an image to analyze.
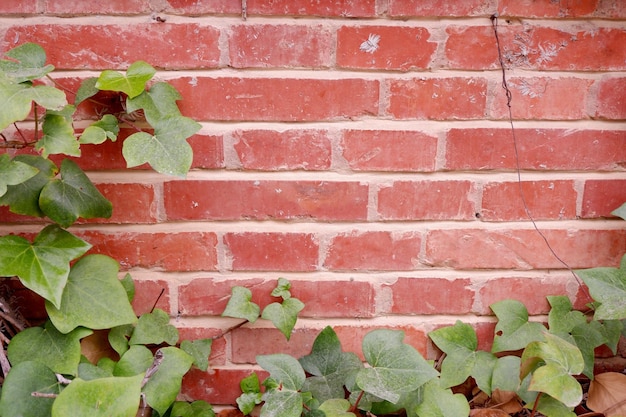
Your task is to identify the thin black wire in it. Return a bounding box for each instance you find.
[490,15,591,302]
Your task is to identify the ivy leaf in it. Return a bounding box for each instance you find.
[109,324,134,356]
[413,379,470,417]
[79,114,119,144]
[114,345,154,377]
[0,361,61,417]
[36,105,80,157]
[611,202,626,221]
[262,297,304,340]
[121,273,135,303]
[0,42,55,82]
[126,81,182,123]
[181,338,213,371]
[222,286,261,323]
[257,355,307,417]
[39,158,112,227]
[7,320,92,375]
[0,224,91,308]
[300,326,363,402]
[46,254,138,333]
[356,329,438,404]
[258,353,306,391]
[491,299,546,353]
[237,373,263,415]
[577,254,626,320]
[0,155,57,217]
[491,355,522,393]
[260,388,303,417]
[169,401,216,417]
[271,277,293,299]
[74,77,99,106]
[129,308,179,346]
[547,296,587,335]
[96,60,156,99]
[122,115,199,177]
[0,153,39,197]
[143,347,195,416]
[318,399,357,417]
[52,374,144,417]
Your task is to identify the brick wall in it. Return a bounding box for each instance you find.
[1,0,625,407]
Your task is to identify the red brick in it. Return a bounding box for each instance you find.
[171,77,379,122]
[595,77,626,120]
[425,229,626,270]
[387,278,474,315]
[231,326,320,364]
[233,130,331,170]
[229,24,333,68]
[388,0,496,16]
[324,231,421,271]
[182,368,266,405]
[44,0,150,14]
[499,0,626,18]
[164,180,368,221]
[290,279,376,318]
[163,0,238,14]
[445,129,626,171]
[91,183,157,224]
[341,130,437,172]
[224,233,318,272]
[81,231,218,271]
[481,180,577,221]
[0,0,37,14]
[337,26,436,71]
[165,0,377,17]
[388,77,487,120]
[4,24,220,70]
[377,181,476,220]
[189,134,224,169]
[446,26,626,71]
[131,280,170,316]
[581,180,626,218]
[490,77,592,120]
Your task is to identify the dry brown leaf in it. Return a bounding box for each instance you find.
[80,329,119,363]
[587,372,626,417]
[491,389,523,415]
[469,408,511,417]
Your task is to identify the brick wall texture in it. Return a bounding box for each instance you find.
[1,0,625,406]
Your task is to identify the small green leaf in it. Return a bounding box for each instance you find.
[114,345,154,377]
[222,286,261,323]
[237,373,263,414]
[96,60,156,98]
[611,202,626,221]
[577,254,626,320]
[491,299,546,353]
[528,364,582,408]
[39,158,112,227]
[271,277,292,299]
[51,374,144,417]
[143,347,194,416]
[79,114,119,144]
[0,153,39,197]
[261,298,304,340]
[0,42,55,82]
[318,399,357,417]
[36,105,79,157]
[181,338,213,371]
[121,273,135,303]
[170,401,216,417]
[414,379,470,417]
[74,77,99,106]
[109,324,134,356]
[46,254,138,333]
[0,361,61,417]
[126,81,182,123]
[129,309,179,346]
[0,155,57,217]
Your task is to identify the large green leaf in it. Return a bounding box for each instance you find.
[0,224,91,308]
[0,42,55,82]
[79,114,119,144]
[260,388,304,417]
[491,299,546,352]
[356,329,438,403]
[300,326,363,402]
[126,81,182,124]
[8,321,92,375]
[122,115,199,177]
[258,353,306,391]
[51,374,143,417]
[577,254,626,320]
[0,361,61,417]
[95,60,156,98]
[143,347,194,416]
[46,254,138,333]
[318,399,356,417]
[0,155,57,217]
[129,308,179,346]
[222,286,261,323]
[413,379,470,417]
[261,297,304,341]
[257,355,307,417]
[181,338,213,371]
[0,153,39,197]
[36,105,80,157]
[39,158,112,227]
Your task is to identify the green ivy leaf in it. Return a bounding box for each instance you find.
[39,158,112,227]
[528,363,582,408]
[143,347,194,416]
[121,273,135,303]
[7,320,92,375]
[356,329,438,404]
[491,355,521,393]
[169,401,216,417]
[261,297,304,341]
[79,114,119,144]
[129,309,179,346]
[414,379,470,417]
[257,353,306,416]
[260,388,304,417]
[0,224,91,308]
[109,324,134,357]
[36,105,80,157]
[271,277,292,299]
[74,77,99,106]
[491,299,546,353]
[46,254,138,333]
[222,286,261,323]
[237,373,263,415]
[318,399,356,417]
[96,60,156,99]
[300,326,363,402]
[181,338,213,372]
[114,345,154,377]
[78,362,113,380]
[547,296,587,335]
[0,153,39,197]
[0,361,61,417]
[0,155,57,217]
[577,254,626,320]
[126,81,182,124]
[122,115,199,177]
[257,354,305,391]
[611,202,626,221]
[0,42,55,82]
[51,374,144,417]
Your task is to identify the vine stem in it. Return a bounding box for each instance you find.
[350,390,365,413]
[530,392,542,417]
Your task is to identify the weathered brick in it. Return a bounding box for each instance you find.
[190,134,224,169]
[425,229,626,270]
[91,183,157,224]
[4,24,220,69]
[444,129,626,171]
[0,0,37,14]
[594,77,626,119]
[165,0,377,17]
[229,24,333,68]
[499,0,626,18]
[324,231,422,271]
[337,26,436,71]
[388,77,487,120]
[44,0,150,14]
[163,180,368,221]
[182,368,265,405]
[231,326,320,364]
[388,0,496,16]
[581,180,626,218]
[386,277,474,315]
[171,77,379,122]
[341,130,437,172]
[131,279,170,316]
[224,233,319,272]
[377,181,476,220]
[233,130,332,170]
[481,180,577,221]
